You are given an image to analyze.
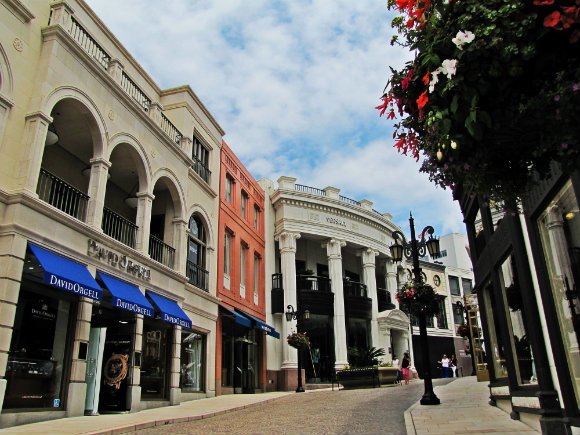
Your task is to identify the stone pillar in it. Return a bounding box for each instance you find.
[275,231,300,370]
[48,1,75,28]
[325,239,348,369]
[17,111,53,194]
[66,298,93,417]
[148,102,163,126]
[361,248,380,351]
[107,59,124,85]
[0,234,27,412]
[127,314,143,412]
[135,192,154,255]
[173,218,188,275]
[170,326,182,405]
[85,157,111,229]
[180,136,193,158]
[386,260,400,310]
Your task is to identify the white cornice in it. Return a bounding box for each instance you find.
[2,0,35,23]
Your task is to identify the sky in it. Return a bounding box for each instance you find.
[84,0,466,237]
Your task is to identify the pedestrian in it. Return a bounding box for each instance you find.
[401,352,411,384]
[392,355,401,384]
[451,354,458,377]
[438,354,450,378]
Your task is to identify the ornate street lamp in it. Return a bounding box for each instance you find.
[389,212,441,405]
[285,304,310,393]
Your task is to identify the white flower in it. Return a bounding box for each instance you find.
[452,30,475,50]
[441,59,458,79]
[429,70,441,93]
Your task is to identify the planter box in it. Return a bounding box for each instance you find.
[336,367,379,389]
[378,367,401,385]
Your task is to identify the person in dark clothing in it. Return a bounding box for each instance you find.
[401,352,411,384]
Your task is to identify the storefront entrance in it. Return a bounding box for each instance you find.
[302,314,335,382]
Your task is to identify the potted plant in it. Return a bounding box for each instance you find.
[395,280,441,317]
[287,331,310,349]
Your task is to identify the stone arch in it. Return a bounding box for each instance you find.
[0,43,14,99]
[151,168,186,220]
[107,132,152,193]
[187,204,215,249]
[41,86,107,159]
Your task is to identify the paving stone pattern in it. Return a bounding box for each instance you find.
[136,380,452,435]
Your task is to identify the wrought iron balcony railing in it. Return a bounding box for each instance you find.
[343,279,368,298]
[102,207,138,248]
[377,288,396,312]
[186,261,209,291]
[149,234,175,269]
[192,157,211,184]
[296,274,332,292]
[37,168,89,221]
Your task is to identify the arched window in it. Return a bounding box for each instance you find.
[187,214,208,290]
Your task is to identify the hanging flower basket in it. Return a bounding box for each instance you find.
[287,331,310,349]
[396,280,440,317]
[378,0,580,204]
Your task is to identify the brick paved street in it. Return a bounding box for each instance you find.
[136,379,453,435]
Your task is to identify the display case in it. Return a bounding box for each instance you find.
[4,357,57,408]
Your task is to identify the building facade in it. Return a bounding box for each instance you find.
[215,141,276,395]
[260,176,412,390]
[0,0,223,427]
[456,167,580,434]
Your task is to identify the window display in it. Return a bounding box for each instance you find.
[180,331,205,392]
[141,322,169,399]
[5,288,72,410]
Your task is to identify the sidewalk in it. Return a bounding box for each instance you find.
[0,391,292,435]
[404,377,540,435]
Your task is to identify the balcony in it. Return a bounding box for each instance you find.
[186,261,209,292]
[271,273,284,314]
[297,274,334,316]
[148,234,175,269]
[37,168,89,221]
[102,207,137,249]
[192,157,211,184]
[377,288,396,312]
[343,279,372,320]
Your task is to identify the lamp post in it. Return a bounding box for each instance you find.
[390,212,441,405]
[285,304,310,393]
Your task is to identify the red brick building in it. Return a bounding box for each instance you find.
[215,142,278,394]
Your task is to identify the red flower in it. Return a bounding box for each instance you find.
[401,69,415,91]
[387,109,396,120]
[416,91,428,109]
[375,96,391,117]
[422,71,430,85]
[544,10,561,28]
[533,0,554,4]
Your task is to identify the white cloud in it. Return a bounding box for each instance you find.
[85,0,465,236]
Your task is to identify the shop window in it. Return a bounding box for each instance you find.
[5,288,72,410]
[449,276,461,296]
[537,179,579,404]
[453,302,465,325]
[141,322,169,399]
[436,299,448,329]
[180,331,205,392]
[482,282,509,380]
[498,254,538,385]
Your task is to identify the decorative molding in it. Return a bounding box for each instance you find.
[2,0,35,23]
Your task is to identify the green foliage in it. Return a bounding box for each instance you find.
[347,346,387,368]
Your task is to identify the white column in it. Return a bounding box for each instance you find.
[85,157,111,229]
[325,239,348,369]
[361,248,380,350]
[17,111,52,194]
[275,231,300,369]
[170,326,182,405]
[386,259,400,310]
[127,314,143,412]
[172,218,188,275]
[135,192,154,254]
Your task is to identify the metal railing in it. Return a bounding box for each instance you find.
[69,16,110,70]
[343,280,368,298]
[377,288,396,311]
[339,195,361,207]
[186,261,209,291]
[295,184,326,196]
[160,113,182,144]
[149,234,175,269]
[37,168,89,221]
[120,71,151,112]
[296,274,332,292]
[192,157,211,184]
[102,207,138,248]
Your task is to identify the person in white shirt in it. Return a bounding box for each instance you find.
[439,354,451,378]
[392,356,400,368]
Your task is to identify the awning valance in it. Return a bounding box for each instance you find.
[237,309,280,339]
[219,304,252,329]
[97,272,153,317]
[146,291,192,329]
[28,243,101,301]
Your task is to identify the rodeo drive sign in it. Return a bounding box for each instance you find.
[87,239,151,281]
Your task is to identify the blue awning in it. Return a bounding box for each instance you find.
[147,291,192,329]
[28,243,101,301]
[237,309,280,339]
[219,305,252,329]
[97,272,154,317]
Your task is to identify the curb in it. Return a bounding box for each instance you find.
[85,395,292,435]
[403,398,420,435]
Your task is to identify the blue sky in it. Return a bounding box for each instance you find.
[85,0,466,236]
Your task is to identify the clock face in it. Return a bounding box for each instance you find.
[433,275,441,287]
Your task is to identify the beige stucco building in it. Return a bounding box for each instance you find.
[0,0,223,427]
